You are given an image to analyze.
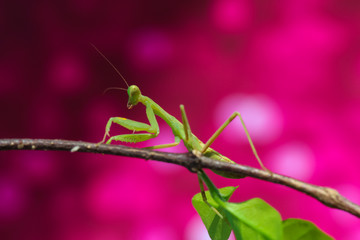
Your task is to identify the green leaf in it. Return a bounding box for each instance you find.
[192,186,237,240]
[196,171,283,240]
[222,198,283,240]
[282,218,334,240]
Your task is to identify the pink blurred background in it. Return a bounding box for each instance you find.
[1,0,360,239]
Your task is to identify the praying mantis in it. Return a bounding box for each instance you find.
[94,45,270,180]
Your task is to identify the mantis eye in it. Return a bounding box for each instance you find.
[128,85,140,96]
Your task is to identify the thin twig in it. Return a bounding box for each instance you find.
[1,138,359,218]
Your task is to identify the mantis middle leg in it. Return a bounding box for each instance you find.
[180,105,223,217]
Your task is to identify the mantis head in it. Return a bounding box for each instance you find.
[127,85,141,109]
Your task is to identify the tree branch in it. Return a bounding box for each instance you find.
[1,138,359,218]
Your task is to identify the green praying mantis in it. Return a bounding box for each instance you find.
[93,44,270,182]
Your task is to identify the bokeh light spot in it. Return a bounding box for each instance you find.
[0,179,25,221]
[130,30,173,69]
[344,228,360,240]
[352,55,360,93]
[0,61,18,94]
[30,99,65,136]
[185,215,211,240]
[18,151,58,184]
[269,142,315,180]
[330,184,360,227]
[145,125,186,175]
[86,171,161,221]
[48,53,87,93]
[214,94,283,144]
[212,0,252,32]
[252,19,347,94]
[134,222,178,240]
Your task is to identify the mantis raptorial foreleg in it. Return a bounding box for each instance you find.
[100,104,159,144]
[101,103,182,149]
[201,112,270,172]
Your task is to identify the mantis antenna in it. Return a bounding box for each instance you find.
[102,87,128,95]
[90,43,130,88]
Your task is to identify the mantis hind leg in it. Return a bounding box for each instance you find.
[197,173,224,219]
[201,112,270,173]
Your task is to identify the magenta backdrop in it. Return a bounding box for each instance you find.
[1,0,360,239]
